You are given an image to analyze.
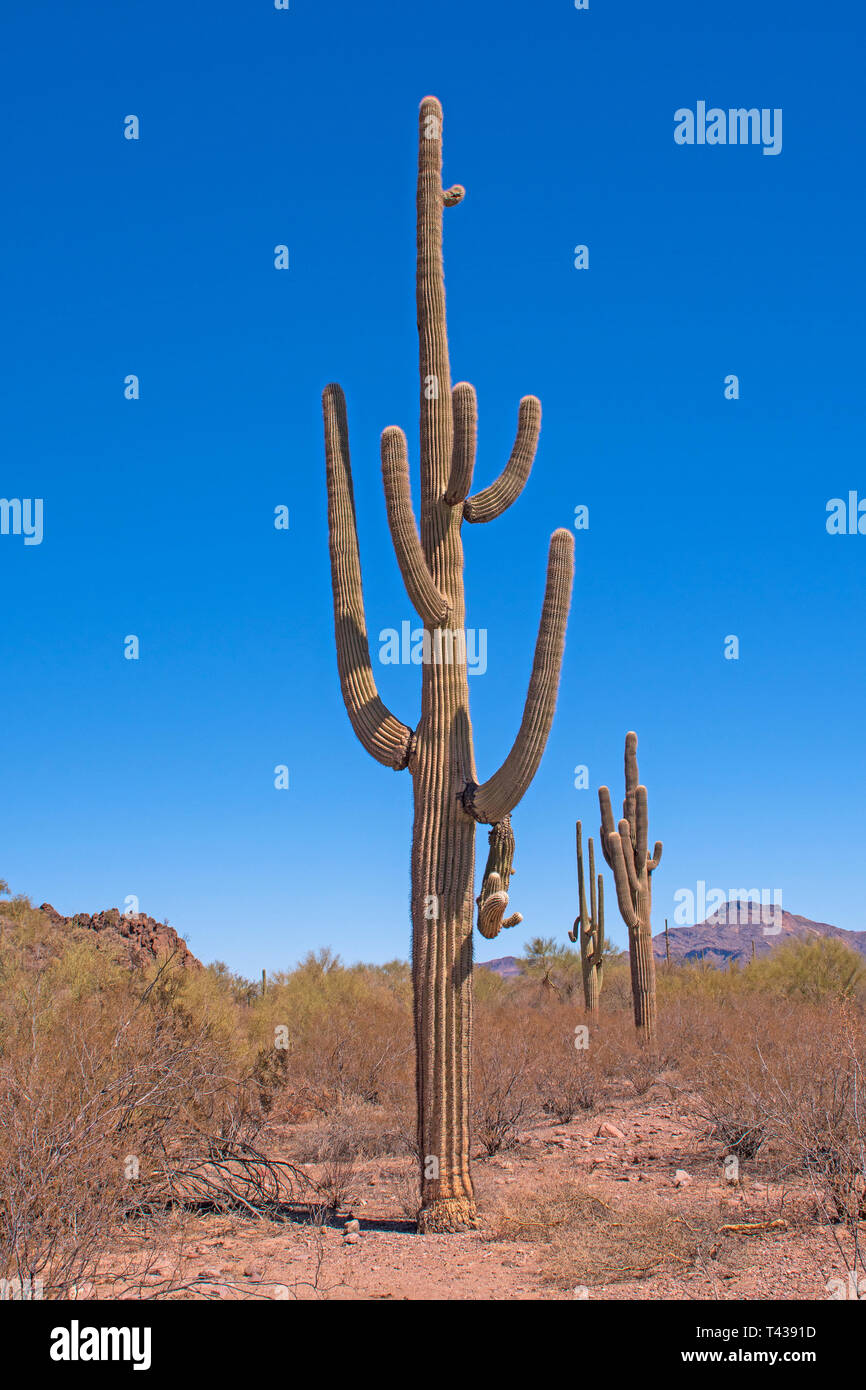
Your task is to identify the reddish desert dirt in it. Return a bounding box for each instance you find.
[86,1086,855,1302]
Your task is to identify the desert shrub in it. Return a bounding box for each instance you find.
[472,1007,537,1154]
[753,1003,866,1249]
[491,1179,720,1288]
[530,1007,610,1119]
[751,938,866,1004]
[667,998,785,1158]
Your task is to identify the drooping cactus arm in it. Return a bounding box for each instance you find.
[445,382,477,505]
[381,426,450,627]
[467,528,574,824]
[462,396,541,524]
[323,383,415,770]
[476,818,523,939]
[648,841,663,871]
[477,872,522,938]
[605,830,640,933]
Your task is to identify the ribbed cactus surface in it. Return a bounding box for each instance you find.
[568,821,604,1014]
[598,733,662,1039]
[322,98,573,1231]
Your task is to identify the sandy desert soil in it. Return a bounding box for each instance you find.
[83,1085,857,1302]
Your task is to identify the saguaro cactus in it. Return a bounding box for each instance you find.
[598,733,662,1040]
[568,821,604,1015]
[322,97,574,1231]
[476,816,523,940]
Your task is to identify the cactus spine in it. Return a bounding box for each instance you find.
[568,821,604,1015]
[322,97,574,1231]
[598,732,662,1041]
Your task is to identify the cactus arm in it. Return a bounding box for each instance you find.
[623,729,639,828]
[323,383,415,769]
[475,816,522,938]
[381,426,450,627]
[589,834,597,923]
[445,383,477,505]
[617,818,640,895]
[467,528,574,824]
[648,841,663,872]
[598,785,617,868]
[635,785,649,868]
[477,872,522,938]
[462,396,541,523]
[596,872,605,957]
[606,830,640,932]
[576,820,588,937]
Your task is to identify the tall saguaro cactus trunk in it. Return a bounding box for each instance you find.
[322,97,574,1232]
[568,821,604,1016]
[598,733,662,1042]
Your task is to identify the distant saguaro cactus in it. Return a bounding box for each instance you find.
[322,97,574,1231]
[598,733,662,1040]
[568,821,604,1015]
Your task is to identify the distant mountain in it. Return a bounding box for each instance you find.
[476,955,524,978]
[653,901,866,968]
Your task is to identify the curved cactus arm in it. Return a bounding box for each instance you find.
[598,785,617,868]
[445,382,477,505]
[477,872,523,939]
[381,426,450,627]
[647,841,663,872]
[462,395,541,524]
[476,816,522,938]
[323,383,415,770]
[617,817,640,895]
[606,831,640,933]
[467,528,574,823]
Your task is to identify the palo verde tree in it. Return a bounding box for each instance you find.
[598,732,662,1040]
[322,97,574,1231]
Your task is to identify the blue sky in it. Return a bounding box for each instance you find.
[2,0,864,975]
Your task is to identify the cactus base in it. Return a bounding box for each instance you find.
[417,1197,479,1233]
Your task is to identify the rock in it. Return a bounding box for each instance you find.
[39,903,202,971]
[673,1169,692,1187]
[597,1122,625,1140]
[343,1232,361,1245]
[345,1218,360,1232]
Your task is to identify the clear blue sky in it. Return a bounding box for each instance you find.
[2,0,864,975]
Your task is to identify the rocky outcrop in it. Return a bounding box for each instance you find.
[38,903,202,971]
